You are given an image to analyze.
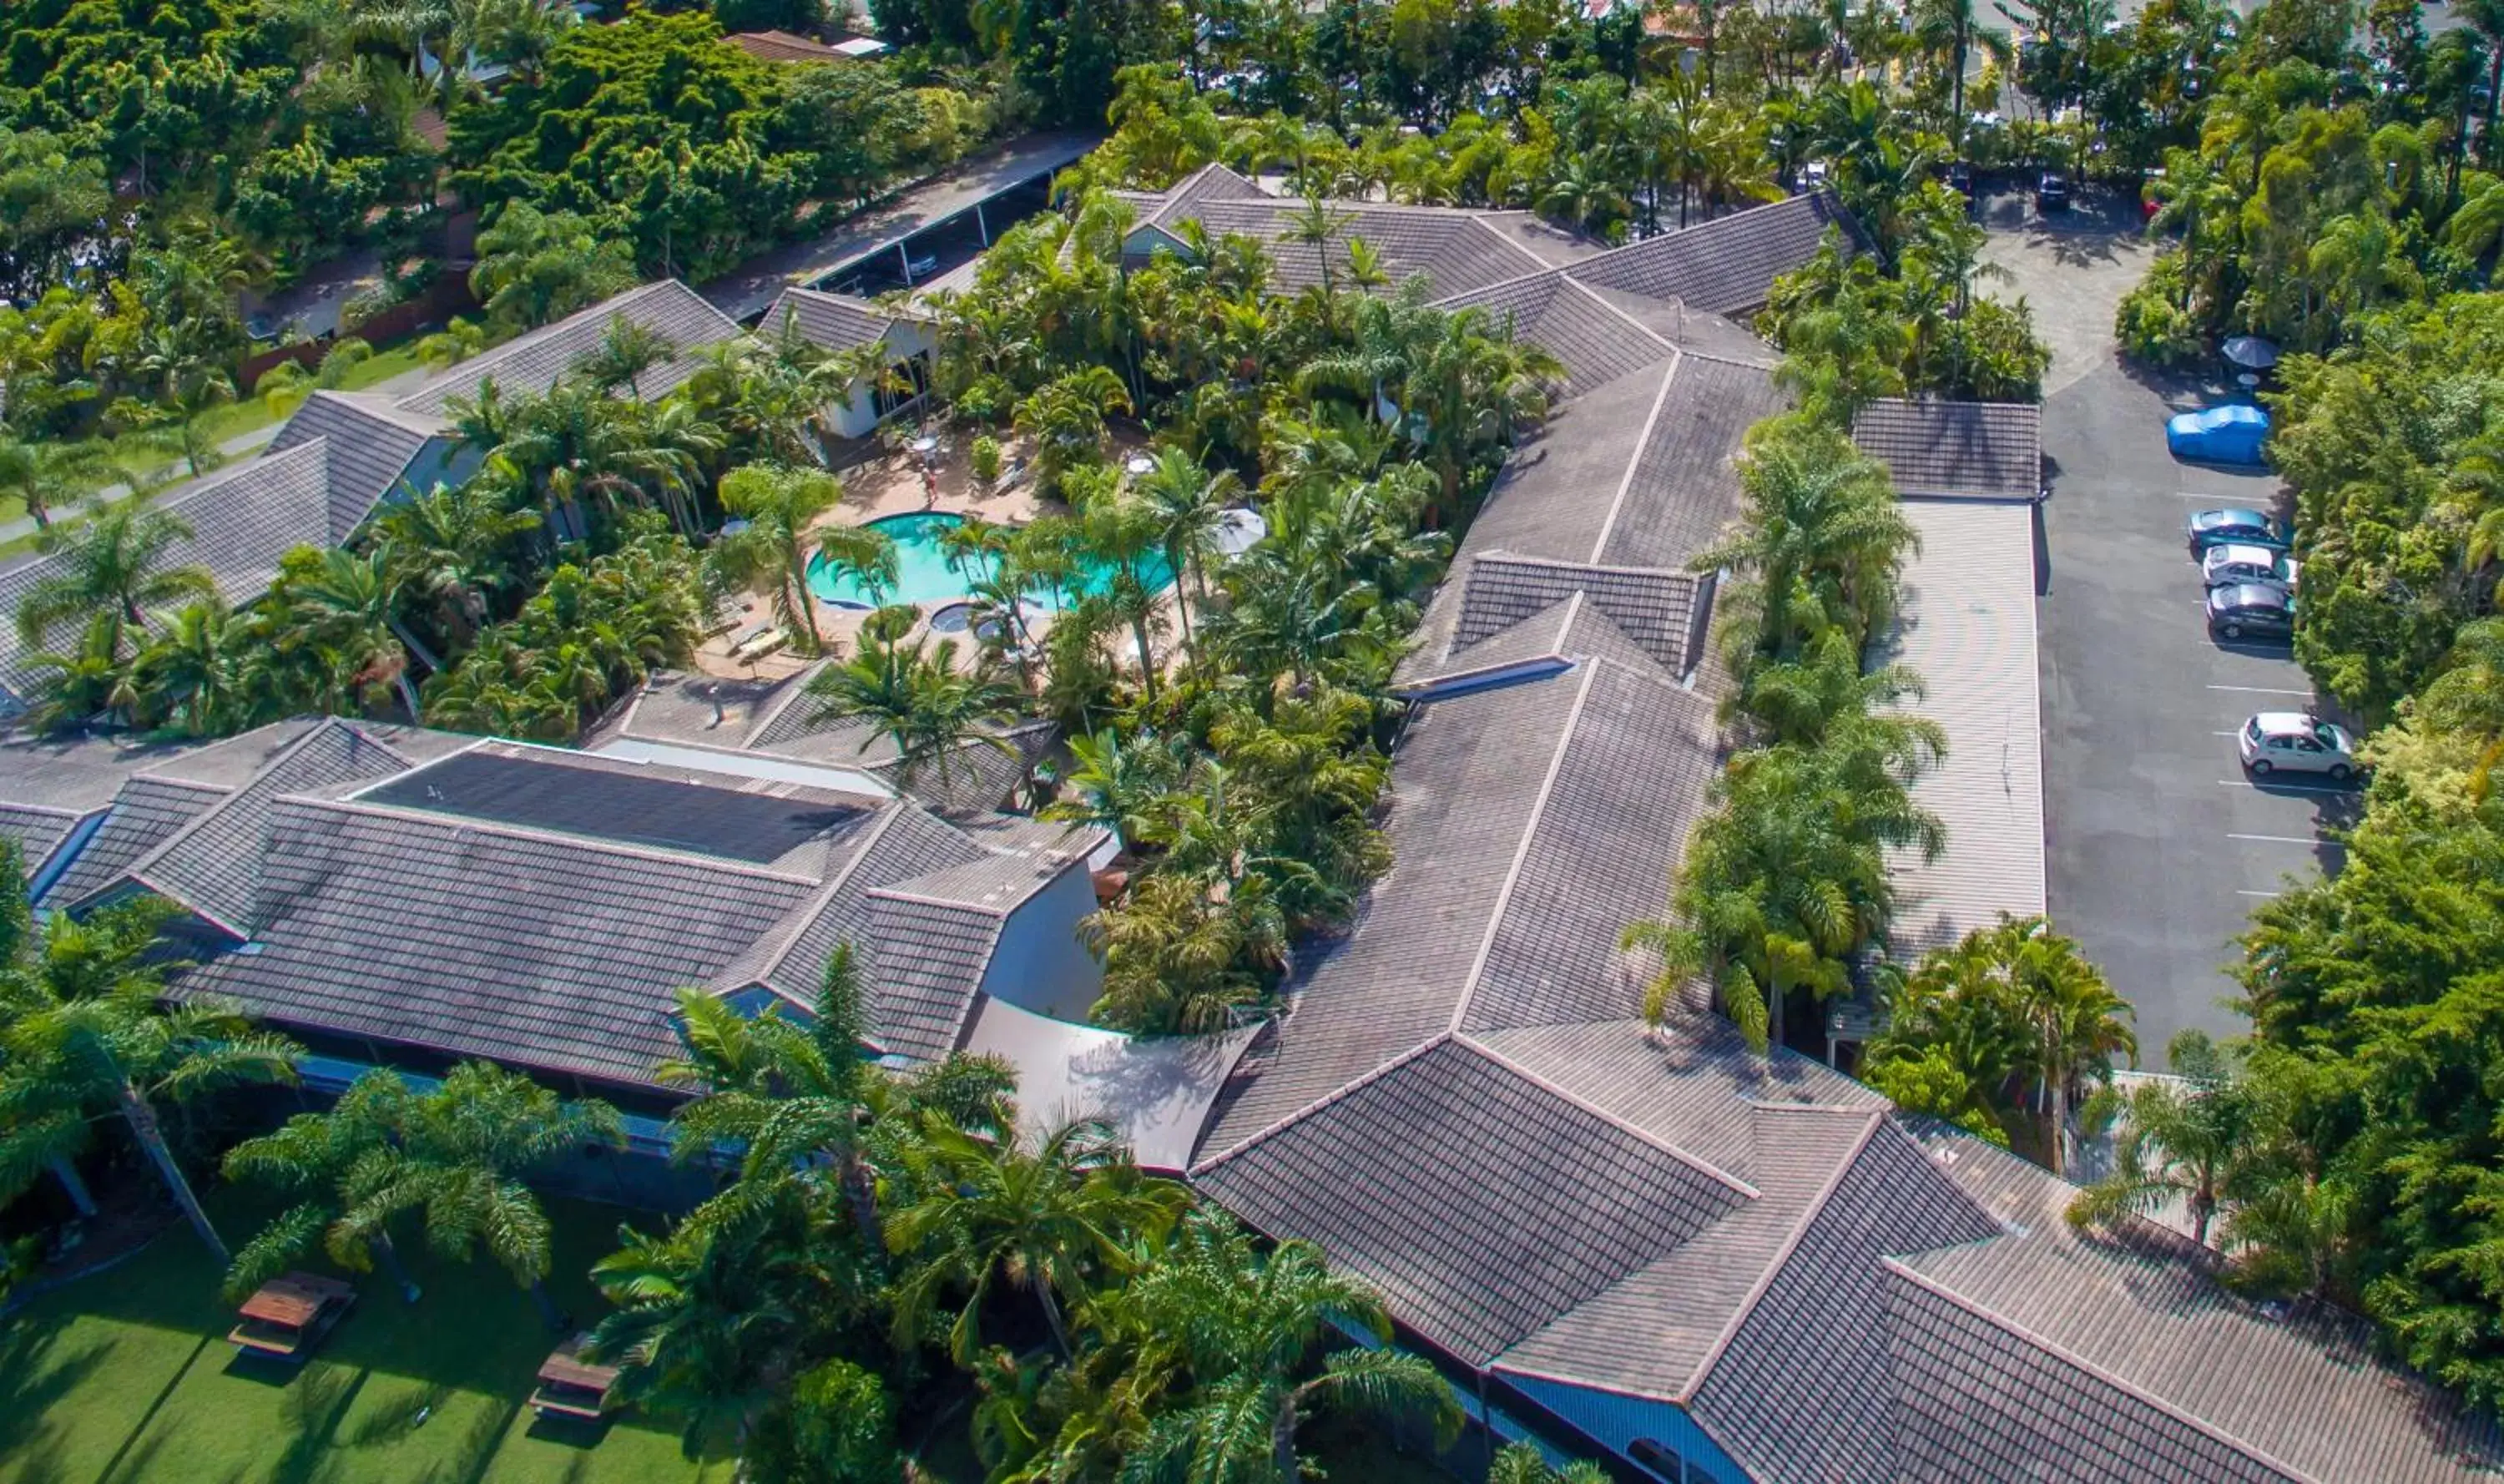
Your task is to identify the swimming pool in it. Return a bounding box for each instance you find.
[804,512,1176,609]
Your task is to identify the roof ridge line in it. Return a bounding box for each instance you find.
[1188,1030,1457,1177]
[96,718,415,912]
[1446,659,1597,1033]
[1455,1028,1760,1200]
[1429,262,1563,311]
[291,791,829,885]
[1588,358,1681,565]
[123,870,252,941]
[1875,1255,2328,1484]
[1464,213,1567,276]
[864,881,1015,918]
[743,804,915,987]
[1675,1105,1888,1404]
[1476,550,1702,583]
[1487,1358,1686,1406]
[740,659,828,748]
[1558,275,1679,355]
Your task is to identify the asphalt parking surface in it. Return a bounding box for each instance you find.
[1983,194,2358,1059]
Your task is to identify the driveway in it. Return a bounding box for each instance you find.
[1983,189,2355,1060]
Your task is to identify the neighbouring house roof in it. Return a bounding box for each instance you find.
[396,279,743,416]
[1562,191,1861,315]
[265,391,448,538]
[1854,397,2045,502]
[726,28,861,63]
[1878,501,2047,957]
[757,285,925,356]
[1126,181,1565,300]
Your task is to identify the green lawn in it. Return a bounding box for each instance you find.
[92,341,437,497]
[0,1194,735,1484]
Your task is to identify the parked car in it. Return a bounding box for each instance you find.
[2036,171,2071,211]
[904,252,940,280]
[2186,507,2288,553]
[2237,712,2358,780]
[2201,543,2299,593]
[1945,161,1974,204]
[2207,583,2295,642]
[2167,403,2271,465]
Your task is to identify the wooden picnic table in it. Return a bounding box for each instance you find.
[530,1334,622,1421]
[230,1273,356,1360]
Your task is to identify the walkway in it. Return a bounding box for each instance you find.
[702,129,1101,321]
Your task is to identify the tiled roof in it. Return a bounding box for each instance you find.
[106,719,416,934]
[1436,270,1671,394]
[1564,191,1858,315]
[180,795,822,1088]
[1893,1128,2504,1484]
[0,801,82,880]
[1141,163,1270,230]
[726,28,856,63]
[1593,353,1783,571]
[35,775,229,910]
[1146,198,1557,300]
[1194,1036,1752,1365]
[1853,397,2044,502]
[860,890,1005,1061]
[1454,555,1709,677]
[265,391,446,540]
[758,286,905,354]
[395,280,742,416]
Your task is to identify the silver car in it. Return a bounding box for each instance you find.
[2237,712,2359,780]
[2202,544,2299,593]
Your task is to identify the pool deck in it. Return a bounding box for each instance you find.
[692,427,1191,683]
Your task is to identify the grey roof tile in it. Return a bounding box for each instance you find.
[1685,1120,2006,1484]
[1564,192,1860,315]
[36,775,229,910]
[1149,198,1556,300]
[1437,271,1672,394]
[179,795,820,1088]
[0,801,83,879]
[1455,556,1709,676]
[265,391,443,540]
[1194,1037,1751,1365]
[860,890,1005,1061]
[109,719,417,934]
[757,286,907,355]
[1852,397,2044,502]
[396,280,742,416]
[1593,354,1785,572]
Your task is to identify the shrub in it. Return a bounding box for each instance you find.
[970,432,1002,486]
[2114,252,2204,369]
[747,1358,903,1484]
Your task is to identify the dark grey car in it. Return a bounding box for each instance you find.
[2207,583,2294,642]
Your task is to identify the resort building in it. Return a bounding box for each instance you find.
[3,169,2492,1481]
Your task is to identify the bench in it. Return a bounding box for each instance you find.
[229,1273,356,1362]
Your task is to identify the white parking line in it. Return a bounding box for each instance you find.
[2228,832,2319,845]
[2237,889,2283,898]
[2206,684,2314,697]
[2218,779,2354,795]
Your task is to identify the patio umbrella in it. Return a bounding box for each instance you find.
[2221,336,2279,370]
[1211,506,1268,558]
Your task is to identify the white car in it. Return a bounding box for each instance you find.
[2237,712,2359,780]
[2202,544,2299,593]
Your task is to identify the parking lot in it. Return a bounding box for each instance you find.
[1983,190,2358,1058]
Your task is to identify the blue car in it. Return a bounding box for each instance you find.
[2168,403,2270,465]
[2187,507,2288,553]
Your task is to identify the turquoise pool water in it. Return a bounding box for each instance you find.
[804,511,1176,608]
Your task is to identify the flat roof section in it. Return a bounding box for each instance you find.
[1880,500,2048,957]
[703,130,1103,321]
[361,746,877,865]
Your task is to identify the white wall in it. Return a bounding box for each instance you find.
[977,864,1104,1022]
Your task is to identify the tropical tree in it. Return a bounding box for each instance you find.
[130,324,237,477]
[1694,416,1911,662]
[705,463,850,654]
[803,608,1023,793]
[1487,1443,1611,1484]
[1117,1208,1462,1484]
[468,201,638,331]
[2007,917,2136,1174]
[127,598,249,735]
[372,481,543,648]
[271,546,429,719]
[0,434,110,530]
[2068,1030,2253,1247]
[253,337,376,420]
[222,1060,622,1327]
[1133,448,1242,659]
[581,314,678,400]
[659,946,884,1245]
[1043,727,1191,849]
[0,879,300,1264]
[886,1112,1188,1362]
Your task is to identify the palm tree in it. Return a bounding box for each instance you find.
[1488,1443,1610,1484]
[16,501,216,657]
[886,1112,1188,1363]
[705,463,850,654]
[0,884,300,1264]
[1284,194,1355,301]
[589,1178,861,1441]
[1080,496,1178,698]
[1118,1208,1462,1484]
[814,523,901,609]
[373,480,541,647]
[803,611,1022,793]
[659,946,884,1246]
[467,201,636,331]
[2068,1030,2252,1247]
[2002,916,2135,1174]
[1694,418,1911,662]
[1042,728,1189,849]
[225,1060,620,1327]
[278,547,428,719]
[253,337,376,421]
[0,435,110,530]
[1131,449,1240,661]
[581,315,677,401]
[128,598,247,735]
[131,323,237,477]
